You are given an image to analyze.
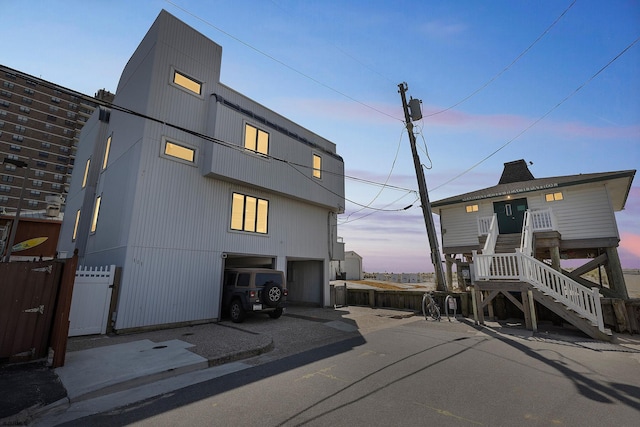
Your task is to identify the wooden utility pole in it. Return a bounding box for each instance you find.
[398,82,447,291]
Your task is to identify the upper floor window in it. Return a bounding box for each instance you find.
[172,70,201,95]
[465,204,479,213]
[163,139,195,164]
[230,192,269,234]
[545,192,563,202]
[244,123,269,156]
[313,154,322,179]
[102,135,111,170]
[72,210,81,241]
[82,158,90,188]
[90,195,102,233]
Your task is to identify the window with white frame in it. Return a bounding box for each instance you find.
[465,204,479,213]
[230,192,269,234]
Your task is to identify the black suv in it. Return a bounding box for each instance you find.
[222,268,287,323]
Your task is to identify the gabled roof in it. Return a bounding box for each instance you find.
[432,161,635,213]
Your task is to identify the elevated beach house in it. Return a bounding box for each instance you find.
[431,160,635,339]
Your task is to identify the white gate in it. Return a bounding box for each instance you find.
[68,265,116,337]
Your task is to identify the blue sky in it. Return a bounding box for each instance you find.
[3,0,639,272]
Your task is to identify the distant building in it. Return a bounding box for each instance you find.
[57,10,345,331]
[331,250,363,280]
[0,65,113,258]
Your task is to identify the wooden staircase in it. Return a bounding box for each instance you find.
[531,287,612,341]
[473,237,612,341]
[494,233,521,253]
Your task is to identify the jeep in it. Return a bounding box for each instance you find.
[222,268,287,323]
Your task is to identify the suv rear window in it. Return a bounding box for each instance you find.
[237,273,251,287]
[255,273,283,287]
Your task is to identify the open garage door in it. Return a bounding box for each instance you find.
[286,260,323,306]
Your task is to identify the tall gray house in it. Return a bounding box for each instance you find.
[58,10,345,331]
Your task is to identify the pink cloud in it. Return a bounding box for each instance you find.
[620,232,640,260]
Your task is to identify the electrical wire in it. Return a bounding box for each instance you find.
[341,126,408,222]
[425,0,577,117]
[165,0,403,123]
[431,35,640,192]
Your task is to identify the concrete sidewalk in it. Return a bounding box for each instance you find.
[2,305,639,426]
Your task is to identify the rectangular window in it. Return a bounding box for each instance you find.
[90,195,101,233]
[102,135,111,170]
[545,192,563,202]
[173,70,201,95]
[28,200,38,207]
[230,192,269,234]
[33,180,43,187]
[72,210,81,241]
[465,204,479,213]
[82,158,90,188]
[313,154,322,179]
[244,124,269,155]
[164,140,195,163]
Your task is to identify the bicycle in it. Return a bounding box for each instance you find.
[422,291,441,321]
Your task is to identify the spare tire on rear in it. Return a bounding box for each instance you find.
[263,282,282,307]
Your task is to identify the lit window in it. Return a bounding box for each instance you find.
[164,140,195,163]
[545,192,563,202]
[102,135,111,170]
[82,158,90,188]
[231,192,269,234]
[313,154,322,179]
[173,70,201,95]
[244,124,269,155]
[90,195,101,233]
[72,210,81,241]
[465,204,479,213]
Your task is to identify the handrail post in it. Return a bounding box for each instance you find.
[592,287,605,332]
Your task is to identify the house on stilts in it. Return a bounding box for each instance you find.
[431,160,636,340]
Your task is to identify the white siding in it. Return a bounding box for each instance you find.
[549,185,618,240]
[440,205,484,249]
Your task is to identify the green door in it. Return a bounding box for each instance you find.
[493,198,528,234]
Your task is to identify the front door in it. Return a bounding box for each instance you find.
[494,198,528,234]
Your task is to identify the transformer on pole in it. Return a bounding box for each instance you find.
[398,83,447,291]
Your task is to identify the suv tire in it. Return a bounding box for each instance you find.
[230,299,246,323]
[263,282,282,307]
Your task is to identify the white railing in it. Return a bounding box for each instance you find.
[472,251,605,333]
[520,211,534,256]
[477,215,493,236]
[479,214,498,255]
[529,208,555,231]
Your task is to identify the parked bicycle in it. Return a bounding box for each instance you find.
[422,291,441,321]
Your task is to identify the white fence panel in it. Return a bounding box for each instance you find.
[68,265,116,337]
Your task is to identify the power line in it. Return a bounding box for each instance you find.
[431,35,640,192]
[165,0,402,123]
[425,0,577,117]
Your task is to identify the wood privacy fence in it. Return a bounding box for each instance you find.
[68,265,117,337]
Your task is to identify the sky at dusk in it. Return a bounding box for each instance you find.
[2,0,638,272]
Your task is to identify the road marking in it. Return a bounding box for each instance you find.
[413,401,484,425]
[294,365,348,383]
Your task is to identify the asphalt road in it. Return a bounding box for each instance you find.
[60,317,640,426]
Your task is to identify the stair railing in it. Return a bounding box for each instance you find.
[481,213,498,255]
[520,211,534,257]
[473,251,605,333]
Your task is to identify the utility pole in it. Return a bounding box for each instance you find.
[398,83,447,291]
